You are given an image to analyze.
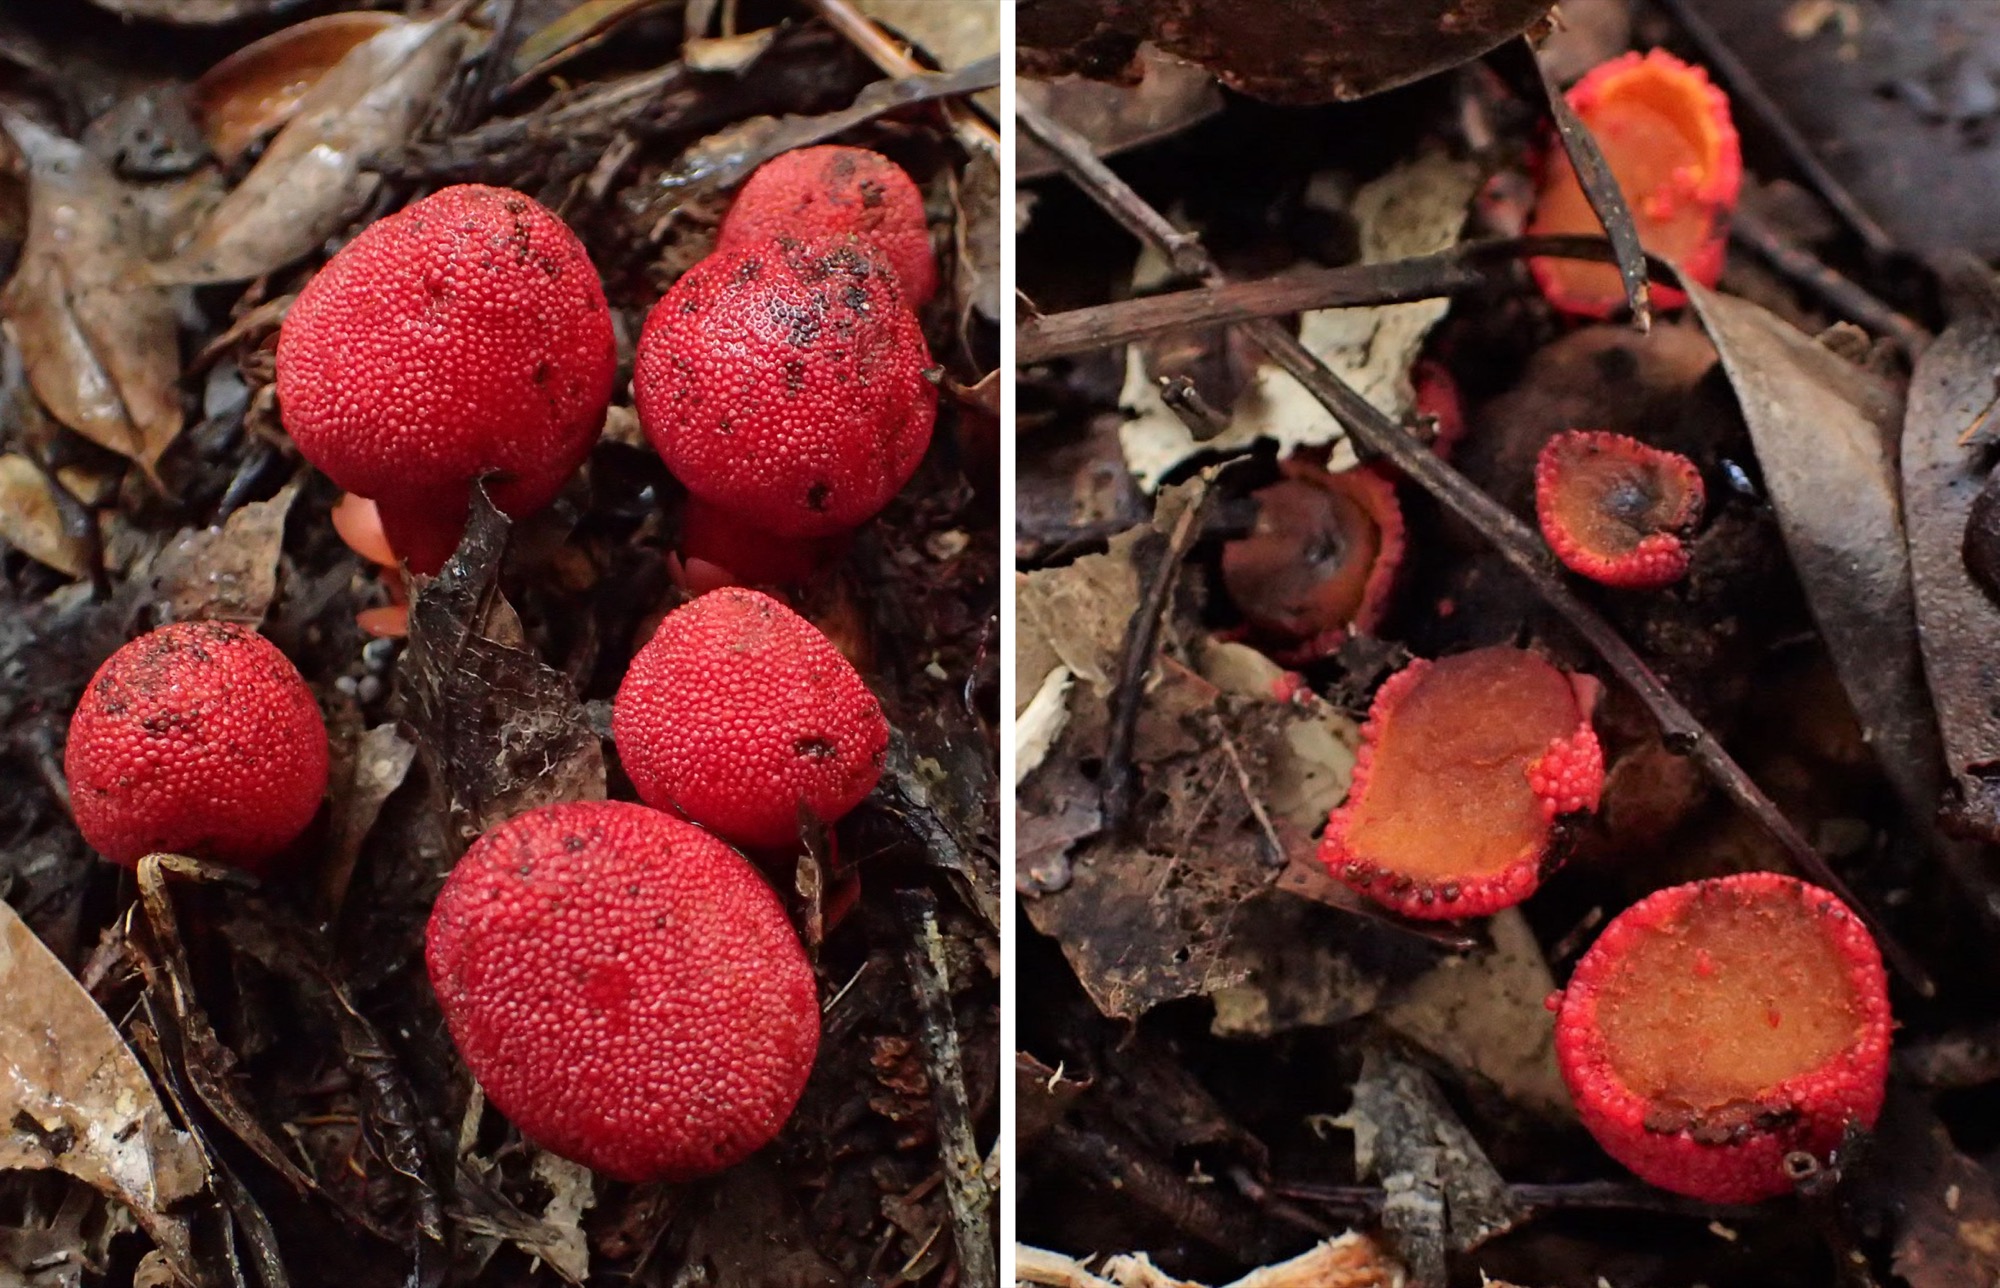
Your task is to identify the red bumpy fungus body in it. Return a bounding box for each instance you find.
[1527,50,1742,318]
[1553,873,1891,1203]
[425,801,819,1181]
[633,235,937,542]
[1319,646,1603,919]
[717,145,937,307]
[1222,458,1404,660]
[65,621,329,869]
[613,587,890,851]
[1536,430,1705,589]
[276,184,616,575]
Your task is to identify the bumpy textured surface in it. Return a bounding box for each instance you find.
[633,236,937,539]
[275,184,616,574]
[1536,430,1706,589]
[1554,873,1891,1203]
[717,146,937,307]
[426,801,819,1181]
[1528,50,1742,318]
[1319,647,1603,919]
[613,587,889,850]
[65,622,328,868]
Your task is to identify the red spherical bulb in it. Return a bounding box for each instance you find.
[717,145,937,306]
[633,235,937,540]
[275,184,616,574]
[613,587,889,851]
[1554,872,1891,1203]
[426,801,820,1181]
[65,621,328,869]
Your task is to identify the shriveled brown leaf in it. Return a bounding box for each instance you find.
[148,480,298,624]
[1,113,183,480]
[0,897,206,1281]
[1904,313,2000,838]
[191,11,407,164]
[955,146,1002,323]
[401,487,605,851]
[156,16,465,285]
[0,453,89,579]
[1685,282,1943,820]
[320,721,417,916]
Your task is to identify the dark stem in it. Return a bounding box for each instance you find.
[1016,95,1934,998]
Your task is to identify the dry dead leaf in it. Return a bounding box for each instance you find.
[148,480,298,624]
[1018,1232,1402,1288]
[320,721,417,916]
[1119,150,1477,490]
[84,0,299,22]
[1015,663,1073,785]
[1017,48,1223,181]
[0,453,89,579]
[191,11,407,164]
[156,16,465,285]
[0,897,207,1281]
[1684,282,1943,822]
[1,113,183,481]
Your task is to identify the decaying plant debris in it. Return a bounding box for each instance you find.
[0,2,998,1284]
[1016,3,2000,1284]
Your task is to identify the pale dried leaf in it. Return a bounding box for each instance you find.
[85,0,295,22]
[149,480,298,624]
[320,722,417,916]
[526,1151,595,1284]
[1120,151,1476,490]
[0,453,89,578]
[1014,664,1073,786]
[0,898,206,1279]
[156,17,465,285]
[1,114,183,479]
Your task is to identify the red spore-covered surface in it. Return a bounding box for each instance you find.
[1318,646,1603,918]
[1528,50,1742,317]
[1553,872,1892,1203]
[717,145,938,307]
[276,184,616,574]
[613,587,890,851]
[65,621,328,869]
[426,800,820,1181]
[634,236,937,541]
[1536,430,1706,589]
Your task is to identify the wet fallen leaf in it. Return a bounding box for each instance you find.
[1903,313,2000,837]
[1,113,183,482]
[156,16,465,285]
[1017,0,1553,103]
[1120,151,1478,490]
[1852,1090,2000,1288]
[0,453,89,579]
[1685,282,1943,821]
[1017,47,1223,181]
[0,897,206,1281]
[1340,1045,1525,1286]
[401,488,606,850]
[148,479,298,624]
[191,11,407,165]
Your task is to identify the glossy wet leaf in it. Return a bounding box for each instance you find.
[191,11,406,164]
[1685,282,1943,820]
[156,16,464,285]
[1903,313,2000,836]
[1,114,183,481]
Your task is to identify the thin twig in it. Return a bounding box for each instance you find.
[1729,206,1930,354]
[805,0,998,154]
[1276,1178,1769,1224]
[898,892,997,1288]
[1016,95,1934,997]
[1102,476,1213,837]
[1016,234,1677,364]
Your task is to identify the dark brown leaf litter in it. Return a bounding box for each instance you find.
[1019,9,2000,1287]
[0,2,996,1284]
